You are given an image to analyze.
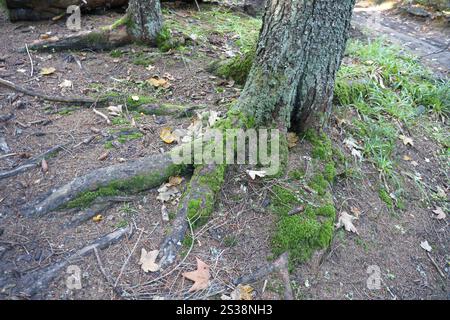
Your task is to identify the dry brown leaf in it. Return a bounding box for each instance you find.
[147,77,170,88]
[160,127,177,144]
[92,214,103,222]
[287,132,299,148]
[139,248,160,273]
[41,159,48,173]
[40,67,56,76]
[98,151,109,161]
[350,206,361,218]
[168,176,183,186]
[403,155,412,161]
[399,134,414,146]
[432,207,446,220]
[182,258,210,292]
[335,211,359,235]
[230,284,254,300]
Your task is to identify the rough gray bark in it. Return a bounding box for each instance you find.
[237,0,356,132]
[126,0,162,43]
[6,0,128,21]
[23,153,183,217]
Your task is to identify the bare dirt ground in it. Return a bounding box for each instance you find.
[0,2,448,300]
[353,1,450,77]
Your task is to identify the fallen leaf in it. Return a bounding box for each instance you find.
[230,284,254,300]
[40,67,56,76]
[350,206,361,218]
[92,215,103,222]
[131,95,140,101]
[432,207,446,220]
[335,211,359,235]
[147,77,170,89]
[157,183,180,202]
[399,134,414,146]
[168,176,183,186]
[41,159,48,173]
[59,79,73,88]
[182,258,210,292]
[403,155,412,161]
[160,127,177,144]
[420,240,432,252]
[246,170,266,180]
[287,132,299,148]
[139,248,160,273]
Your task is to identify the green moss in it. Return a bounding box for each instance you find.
[126,95,157,108]
[378,187,394,209]
[213,48,256,85]
[186,164,226,227]
[323,162,336,183]
[304,129,333,161]
[155,26,183,52]
[271,204,336,267]
[309,174,329,196]
[65,164,184,209]
[117,131,143,143]
[271,185,300,216]
[289,169,305,180]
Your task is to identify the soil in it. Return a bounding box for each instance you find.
[0,2,448,300]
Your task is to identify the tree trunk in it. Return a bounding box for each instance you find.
[126,0,163,43]
[237,0,356,132]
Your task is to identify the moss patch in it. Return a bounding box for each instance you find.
[65,164,184,209]
[212,48,256,85]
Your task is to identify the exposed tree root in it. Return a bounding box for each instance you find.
[0,77,100,104]
[0,144,66,180]
[23,153,184,217]
[233,252,293,300]
[63,196,137,229]
[158,163,225,269]
[25,23,131,52]
[0,226,132,298]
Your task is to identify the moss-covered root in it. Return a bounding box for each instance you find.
[25,16,132,52]
[207,49,256,85]
[158,163,226,268]
[23,153,184,217]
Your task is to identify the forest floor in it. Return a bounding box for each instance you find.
[0,2,448,300]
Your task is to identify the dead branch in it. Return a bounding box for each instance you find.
[0,144,65,180]
[0,77,99,104]
[23,153,185,217]
[0,226,132,298]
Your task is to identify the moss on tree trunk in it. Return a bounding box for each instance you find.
[237,0,355,132]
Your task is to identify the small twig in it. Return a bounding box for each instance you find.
[0,77,99,104]
[426,251,446,279]
[25,44,34,77]
[194,0,201,12]
[93,108,111,124]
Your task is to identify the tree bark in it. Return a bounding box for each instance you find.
[237,0,356,132]
[126,0,163,43]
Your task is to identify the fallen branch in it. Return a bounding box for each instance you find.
[233,252,293,300]
[0,77,99,104]
[0,226,132,298]
[0,144,65,180]
[23,153,185,217]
